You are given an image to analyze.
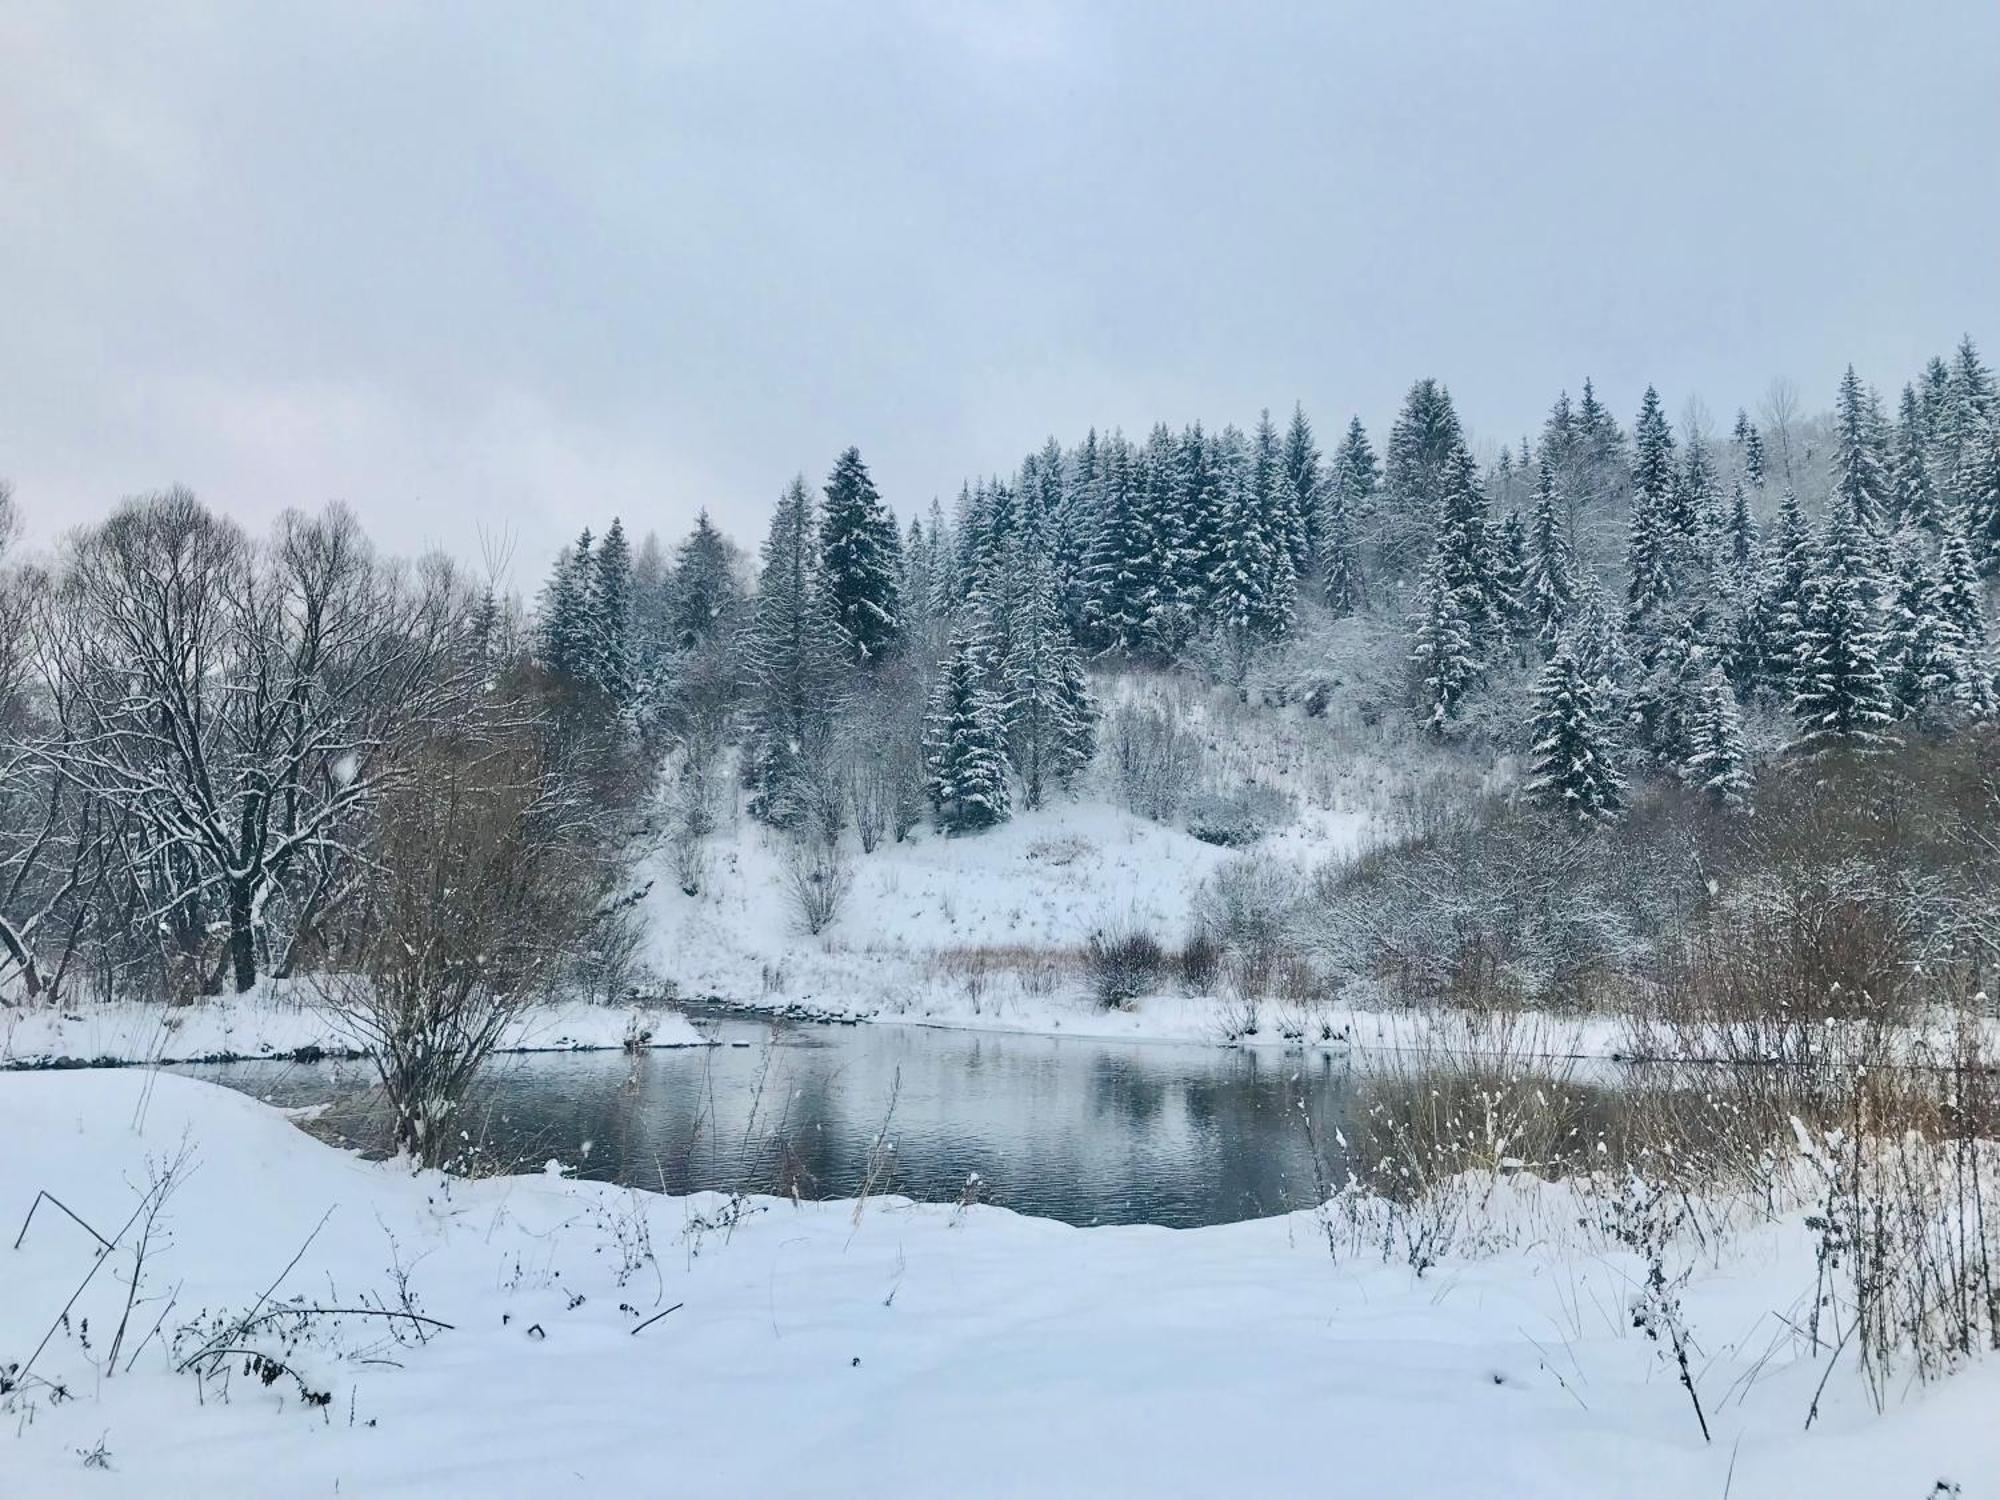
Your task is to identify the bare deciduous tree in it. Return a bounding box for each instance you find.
[48,491,476,993]
[314,708,607,1166]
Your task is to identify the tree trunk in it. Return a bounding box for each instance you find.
[228,881,257,994]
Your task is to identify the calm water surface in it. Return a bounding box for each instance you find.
[181,1016,1381,1227]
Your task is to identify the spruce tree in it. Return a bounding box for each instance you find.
[1524,643,1625,822]
[743,478,849,826]
[1831,365,1890,530]
[1492,510,1531,641]
[588,517,636,707]
[537,528,595,681]
[1883,534,1968,725]
[1889,383,1939,532]
[1790,511,1892,755]
[820,446,904,663]
[1525,455,1576,652]
[1001,546,1097,810]
[1278,403,1323,579]
[1322,416,1376,614]
[1410,548,1482,733]
[1380,379,1465,577]
[669,510,745,650]
[924,632,1011,833]
[1733,409,1766,492]
[1752,489,1815,700]
[1626,389,1680,627]
[1682,665,1751,810]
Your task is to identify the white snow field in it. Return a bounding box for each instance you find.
[640,795,1386,1042]
[3,1069,1995,1499]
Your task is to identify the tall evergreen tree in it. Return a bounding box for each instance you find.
[537,527,595,681]
[1322,416,1376,614]
[1830,365,1890,530]
[924,632,1011,833]
[1410,547,1482,733]
[1525,456,1577,652]
[1524,643,1625,822]
[1682,665,1751,810]
[1889,383,1940,532]
[820,446,904,663]
[743,479,849,825]
[587,516,636,707]
[1790,511,1892,754]
[1379,379,1465,577]
[1000,546,1097,810]
[1278,403,1323,579]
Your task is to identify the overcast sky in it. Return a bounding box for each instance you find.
[4,1,1996,580]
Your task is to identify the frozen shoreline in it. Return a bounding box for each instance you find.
[0,990,707,1071]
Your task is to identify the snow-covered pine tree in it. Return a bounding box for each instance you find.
[1492,510,1531,643]
[1429,438,1499,644]
[1524,642,1625,822]
[1682,665,1751,810]
[1830,365,1890,531]
[1733,409,1766,492]
[924,631,1011,833]
[1410,547,1482,733]
[1278,404,1322,580]
[537,527,595,680]
[1750,489,1814,701]
[1790,510,1893,755]
[1379,379,1465,578]
[1140,424,1197,657]
[1080,432,1155,656]
[1322,416,1376,614]
[1000,541,1097,810]
[1938,337,1995,519]
[1882,533,1971,726]
[1208,423,1288,673]
[820,446,903,663]
[1626,388,1681,629]
[1525,455,1576,653]
[1724,483,1756,575]
[586,516,636,707]
[1889,382,1939,532]
[1173,422,1227,619]
[743,478,849,826]
[1255,412,1303,631]
[669,509,744,650]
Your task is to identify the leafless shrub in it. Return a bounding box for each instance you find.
[783,838,852,935]
[315,705,607,1167]
[1174,927,1222,995]
[1104,699,1204,823]
[1084,922,1165,1008]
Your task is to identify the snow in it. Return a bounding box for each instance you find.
[1,990,705,1070]
[642,795,1381,1044]
[5,1069,1997,1498]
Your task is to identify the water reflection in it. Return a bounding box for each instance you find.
[181,1018,1373,1228]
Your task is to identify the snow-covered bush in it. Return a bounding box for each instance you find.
[1084,924,1166,1008]
[1183,781,1295,848]
[1103,699,1206,823]
[783,838,853,935]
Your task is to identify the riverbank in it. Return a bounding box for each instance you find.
[0,991,706,1070]
[2,1068,1994,1498]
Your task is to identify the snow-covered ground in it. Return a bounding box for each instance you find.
[3,1069,1994,1498]
[0,990,704,1070]
[641,796,1388,1044]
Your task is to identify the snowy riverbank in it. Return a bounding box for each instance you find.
[0,991,705,1070]
[3,1069,1996,1498]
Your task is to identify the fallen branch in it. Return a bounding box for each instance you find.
[12,1190,112,1252]
[630,1302,684,1336]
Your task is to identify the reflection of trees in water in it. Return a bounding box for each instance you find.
[193,1029,1397,1228]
